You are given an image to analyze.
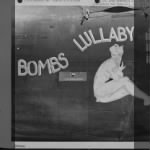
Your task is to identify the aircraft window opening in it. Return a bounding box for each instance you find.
[95,0,100,4]
[103,6,134,13]
[18,0,23,3]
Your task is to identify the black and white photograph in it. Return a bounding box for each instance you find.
[10,0,150,148]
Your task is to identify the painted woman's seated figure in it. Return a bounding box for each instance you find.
[93,44,150,105]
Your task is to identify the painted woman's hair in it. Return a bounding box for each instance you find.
[109,44,124,56]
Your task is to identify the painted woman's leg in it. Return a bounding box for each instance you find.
[96,77,150,105]
[96,88,129,103]
[95,77,131,103]
[124,79,150,105]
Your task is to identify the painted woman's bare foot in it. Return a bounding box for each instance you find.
[144,96,150,106]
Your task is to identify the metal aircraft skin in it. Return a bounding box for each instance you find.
[14,4,150,141]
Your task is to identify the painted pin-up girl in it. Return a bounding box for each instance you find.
[93,44,150,105]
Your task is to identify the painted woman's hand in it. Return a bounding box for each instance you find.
[119,62,126,72]
[111,67,124,80]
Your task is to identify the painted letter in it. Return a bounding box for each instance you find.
[83,32,92,47]
[18,59,27,76]
[109,27,119,42]
[73,38,87,52]
[79,34,89,49]
[38,59,52,76]
[117,27,127,42]
[126,26,134,42]
[27,61,38,76]
[49,57,61,74]
[58,53,69,69]
[99,28,111,43]
[88,30,102,44]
